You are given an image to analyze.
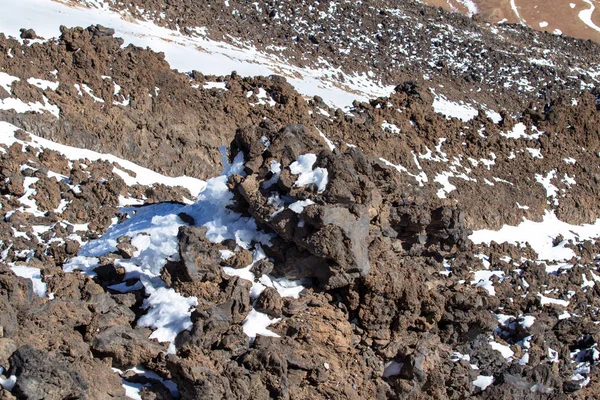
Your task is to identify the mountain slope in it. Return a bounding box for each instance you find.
[0,1,599,399]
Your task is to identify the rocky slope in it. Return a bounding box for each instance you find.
[0,1,599,399]
[68,0,600,112]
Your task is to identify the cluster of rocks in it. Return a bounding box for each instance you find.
[0,26,311,180]
[0,130,192,399]
[2,113,600,399]
[228,122,469,288]
[2,25,599,234]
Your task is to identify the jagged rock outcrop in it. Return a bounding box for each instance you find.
[229,121,470,288]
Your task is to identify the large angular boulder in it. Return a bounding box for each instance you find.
[7,346,88,400]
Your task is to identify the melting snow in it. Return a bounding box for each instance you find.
[490,341,514,359]
[10,265,47,297]
[288,199,315,214]
[203,81,228,90]
[0,92,60,118]
[519,315,536,328]
[485,109,502,124]
[381,120,401,134]
[473,375,493,390]
[137,284,197,353]
[0,0,394,110]
[538,293,570,307]
[81,83,104,103]
[262,160,281,189]
[470,210,600,263]
[0,72,20,93]
[510,0,525,25]
[434,172,457,199]
[579,0,600,34]
[501,122,526,139]
[380,157,428,186]
[249,87,276,106]
[0,121,205,196]
[315,127,335,151]
[243,309,282,339]
[59,149,306,348]
[289,154,329,193]
[0,368,16,392]
[472,270,504,296]
[456,0,478,16]
[27,77,59,91]
[535,170,558,204]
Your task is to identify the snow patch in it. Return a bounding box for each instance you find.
[0,368,16,392]
[0,0,394,110]
[10,265,47,297]
[27,77,59,91]
[456,0,478,16]
[243,309,281,339]
[473,375,493,390]
[381,120,401,134]
[289,154,329,193]
[288,199,315,214]
[203,81,228,90]
[0,121,205,196]
[470,210,600,263]
[579,0,600,34]
[490,341,514,359]
[538,293,570,307]
[0,72,20,94]
[432,92,478,122]
[434,172,457,199]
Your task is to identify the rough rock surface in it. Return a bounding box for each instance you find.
[230,122,469,288]
[0,3,599,400]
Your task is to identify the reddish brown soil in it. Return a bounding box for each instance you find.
[427,0,600,43]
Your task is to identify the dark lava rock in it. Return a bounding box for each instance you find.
[91,325,165,368]
[177,225,222,281]
[7,346,88,400]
